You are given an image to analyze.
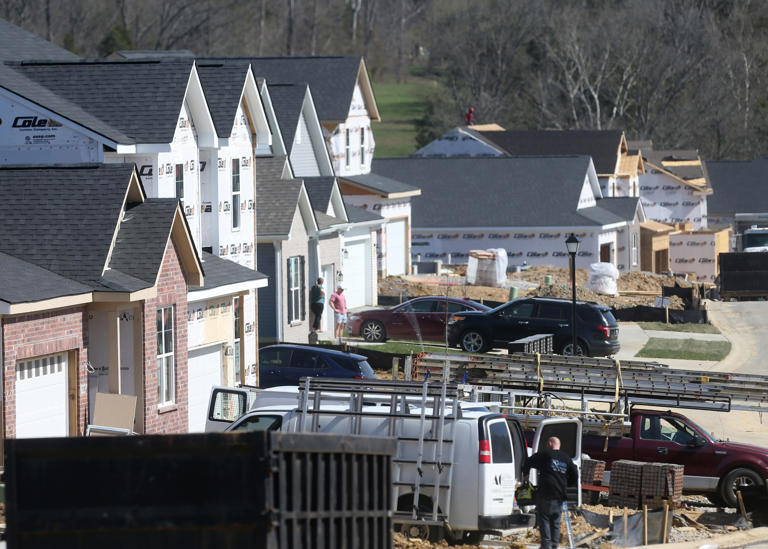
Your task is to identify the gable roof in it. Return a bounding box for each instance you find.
[0,164,203,307]
[0,252,92,305]
[246,55,378,122]
[302,176,335,212]
[267,82,307,155]
[706,159,768,215]
[195,60,251,138]
[10,59,196,143]
[340,172,421,198]
[641,148,712,194]
[476,130,624,175]
[256,177,304,237]
[0,19,79,61]
[191,252,267,294]
[344,202,386,224]
[598,197,643,221]
[372,157,630,229]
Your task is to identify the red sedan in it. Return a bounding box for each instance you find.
[347,296,491,343]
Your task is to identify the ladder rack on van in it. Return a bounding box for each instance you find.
[293,378,460,530]
[412,352,768,413]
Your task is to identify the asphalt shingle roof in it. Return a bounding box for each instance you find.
[372,157,629,228]
[196,60,250,138]
[0,63,132,144]
[246,56,362,121]
[0,252,92,304]
[342,172,420,196]
[0,19,79,61]
[191,252,266,292]
[314,210,343,230]
[256,177,303,236]
[108,200,179,285]
[477,130,623,175]
[268,83,307,154]
[302,176,335,211]
[0,164,133,284]
[706,159,768,215]
[597,197,641,221]
[344,202,385,224]
[12,59,194,143]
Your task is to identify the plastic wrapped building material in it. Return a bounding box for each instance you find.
[466,248,508,286]
[585,262,619,295]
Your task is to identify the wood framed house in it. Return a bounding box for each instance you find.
[372,156,645,272]
[0,164,211,440]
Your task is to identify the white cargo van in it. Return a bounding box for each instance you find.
[206,379,580,543]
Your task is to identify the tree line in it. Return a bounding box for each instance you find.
[4,0,768,159]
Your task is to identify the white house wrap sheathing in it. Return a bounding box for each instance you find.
[639,172,707,229]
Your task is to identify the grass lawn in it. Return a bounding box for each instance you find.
[372,79,439,157]
[636,321,721,334]
[636,338,731,361]
[353,340,465,356]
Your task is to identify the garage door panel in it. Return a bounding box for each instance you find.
[16,354,68,438]
[386,219,407,276]
[344,240,368,309]
[188,346,222,432]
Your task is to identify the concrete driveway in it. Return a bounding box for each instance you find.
[706,299,768,375]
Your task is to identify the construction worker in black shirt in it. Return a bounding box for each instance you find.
[522,436,579,549]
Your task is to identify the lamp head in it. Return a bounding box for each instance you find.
[565,233,580,255]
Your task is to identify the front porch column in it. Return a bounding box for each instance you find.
[107,311,121,394]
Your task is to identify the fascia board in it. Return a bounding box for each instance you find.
[302,87,334,176]
[186,64,218,149]
[5,292,93,314]
[188,279,268,303]
[412,224,623,231]
[243,68,272,146]
[116,144,136,154]
[357,59,381,122]
[135,143,172,153]
[258,81,287,156]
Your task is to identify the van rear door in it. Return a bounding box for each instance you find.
[478,416,517,517]
[205,386,249,432]
[531,418,583,506]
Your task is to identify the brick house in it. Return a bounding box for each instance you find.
[0,164,212,440]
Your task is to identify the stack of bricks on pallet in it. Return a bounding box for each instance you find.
[581,459,606,505]
[608,460,644,509]
[642,463,684,508]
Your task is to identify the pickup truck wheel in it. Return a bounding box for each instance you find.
[361,320,386,342]
[461,330,488,353]
[720,467,763,508]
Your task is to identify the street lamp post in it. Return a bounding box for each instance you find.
[565,233,581,355]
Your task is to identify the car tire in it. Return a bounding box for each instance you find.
[561,340,587,356]
[361,320,386,342]
[461,330,488,353]
[719,467,763,508]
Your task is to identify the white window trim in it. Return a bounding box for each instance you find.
[233,296,241,383]
[631,232,639,266]
[360,127,366,165]
[288,256,301,322]
[232,158,241,231]
[157,306,176,406]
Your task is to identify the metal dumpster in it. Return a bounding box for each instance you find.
[5,431,396,549]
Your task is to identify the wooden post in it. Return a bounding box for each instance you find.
[662,502,669,543]
[404,354,412,381]
[623,508,628,546]
[643,504,648,545]
[737,490,748,521]
[391,357,399,380]
[665,305,669,324]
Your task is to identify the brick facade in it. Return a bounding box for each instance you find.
[142,238,189,433]
[2,307,88,438]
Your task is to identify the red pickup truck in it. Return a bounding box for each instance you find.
[581,409,768,508]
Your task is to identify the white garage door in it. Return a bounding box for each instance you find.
[344,239,369,309]
[188,345,222,432]
[386,219,407,276]
[16,353,68,438]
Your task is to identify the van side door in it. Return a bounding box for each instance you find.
[531,418,583,506]
[205,386,249,432]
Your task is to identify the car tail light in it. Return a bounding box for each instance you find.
[597,325,610,338]
[354,376,365,379]
[479,439,491,463]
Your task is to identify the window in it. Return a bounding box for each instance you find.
[156,306,175,405]
[502,301,535,319]
[232,159,240,230]
[286,256,306,323]
[345,128,351,167]
[632,232,639,266]
[231,415,282,432]
[258,346,292,368]
[175,164,184,201]
[233,296,241,383]
[399,299,434,313]
[537,303,567,320]
[360,127,366,165]
[488,421,513,463]
[290,349,319,370]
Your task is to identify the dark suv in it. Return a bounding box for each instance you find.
[446,297,620,356]
[259,344,376,388]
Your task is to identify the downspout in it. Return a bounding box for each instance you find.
[274,241,283,342]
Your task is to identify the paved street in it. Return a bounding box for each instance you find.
[617,301,768,446]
